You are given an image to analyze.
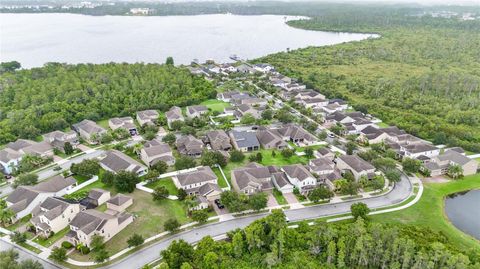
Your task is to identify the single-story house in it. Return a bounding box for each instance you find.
[176,135,204,158]
[99,150,148,176]
[106,194,133,213]
[231,163,273,195]
[229,131,260,152]
[171,166,218,194]
[336,155,376,181]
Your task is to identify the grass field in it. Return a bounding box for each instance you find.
[258,149,311,166]
[370,174,480,254]
[200,99,231,113]
[146,177,179,195]
[272,189,287,205]
[212,167,230,188]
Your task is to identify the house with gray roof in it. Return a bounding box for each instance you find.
[282,164,317,194]
[176,135,204,158]
[85,189,111,208]
[172,166,218,194]
[31,197,81,238]
[401,142,440,159]
[424,150,478,177]
[106,194,133,213]
[205,130,232,151]
[6,175,76,221]
[140,139,175,166]
[229,131,260,152]
[217,91,240,102]
[256,129,288,150]
[0,148,24,175]
[108,117,138,136]
[276,124,317,146]
[186,105,208,118]
[166,106,184,129]
[43,130,79,153]
[336,155,376,181]
[99,150,147,176]
[136,110,159,126]
[315,147,336,161]
[231,163,273,195]
[72,119,107,144]
[67,209,133,248]
[235,104,265,120]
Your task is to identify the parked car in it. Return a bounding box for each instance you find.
[214,199,225,209]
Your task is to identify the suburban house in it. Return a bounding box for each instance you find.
[198,182,223,201]
[235,104,265,120]
[315,147,336,161]
[271,170,294,194]
[229,131,260,152]
[72,120,107,144]
[30,197,81,238]
[336,155,376,181]
[230,93,252,104]
[136,110,159,126]
[236,64,256,74]
[282,164,317,193]
[67,209,133,247]
[191,196,209,211]
[84,189,111,208]
[359,126,406,145]
[220,63,237,73]
[166,106,184,129]
[235,97,268,107]
[99,150,148,176]
[256,128,288,150]
[424,150,478,177]
[106,194,133,213]
[0,139,54,175]
[231,163,274,195]
[282,83,306,92]
[140,139,175,166]
[108,117,138,136]
[276,124,317,146]
[253,63,275,73]
[171,166,218,194]
[401,142,440,159]
[43,130,79,153]
[6,175,76,221]
[308,157,335,175]
[176,135,204,158]
[186,105,208,118]
[205,130,232,151]
[217,91,240,102]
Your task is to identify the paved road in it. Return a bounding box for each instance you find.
[0,239,61,269]
[0,149,105,198]
[101,173,412,269]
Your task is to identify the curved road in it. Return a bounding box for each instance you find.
[101,173,412,269]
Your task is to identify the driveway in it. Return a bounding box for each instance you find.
[283,192,299,204]
[76,144,92,152]
[267,193,279,207]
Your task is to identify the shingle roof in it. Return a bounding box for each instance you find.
[176,135,204,155]
[230,131,260,149]
[338,155,375,173]
[88,189,110,200]
[100,150,146,174]
[438,150,472,166]
[176,166,217,188]
[282,164,314,182]
[232,163,273,191]
[72,120,106,135]
[107,194,132,206]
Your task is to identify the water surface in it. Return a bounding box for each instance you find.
[0,13,376,68]
[445,189,480,240]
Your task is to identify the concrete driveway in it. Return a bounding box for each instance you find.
[267,193,279,207]
[283,192,299,204]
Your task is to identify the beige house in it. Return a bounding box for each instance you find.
[72,120,107,144]
[186,105,208,118]
[67,209,133,247]
[31,197,81,238]
[108,117,138,136]
[86,189,111,207]
[166,106,184,129]
[336,155,376,181]
[172,166,218,194]
[106,194,133,213]
[6,176,76,221]
[424,150,478,177]
[43,130,79,153]
[231,163,274,195]
[136,110,159,126]
[140,139,175,166]
[99,150,148,176]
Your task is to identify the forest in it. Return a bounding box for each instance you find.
[0,62,215,144]
[158,210,478,269]
[258,7,480,152]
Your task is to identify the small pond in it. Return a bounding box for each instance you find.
[445,189,480,240]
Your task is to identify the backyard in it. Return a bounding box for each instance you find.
[200,99,231,113]
[145,177,179,195]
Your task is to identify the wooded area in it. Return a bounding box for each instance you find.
[0,63,215,144]
[160,210,478,269]
[259,8,480,152]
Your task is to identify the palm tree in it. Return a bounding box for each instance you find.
[447,164,463,179]
[0,208,15,227]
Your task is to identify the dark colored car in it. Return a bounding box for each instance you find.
[214,199,225,209]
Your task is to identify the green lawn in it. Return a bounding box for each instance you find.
[72,174,91,184]
[376,121,390,128]
[146,177,179,195]
[96,119,110,129]
[258,149,311,166]
[33,227,70,247]
[200,99,231,113]
[212,167,229,188]
[370,174,480,254]
[272,189,288,205]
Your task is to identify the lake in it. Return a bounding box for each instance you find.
[0,13,376,68]
[445,189,480,240]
